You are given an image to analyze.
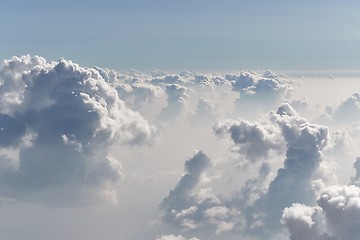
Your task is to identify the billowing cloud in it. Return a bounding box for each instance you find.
[188,98,220,126]
[227,71,295,116]
[213,119,283,164]
[157,84,188,122]
[0,55,157,206]
[332,93,360,124]
[256,103,329,231]
[160,151,240,236]
[282,184,360,240]
[161,103,330,238]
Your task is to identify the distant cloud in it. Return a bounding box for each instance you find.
[227,71,295,117]
[157,84,188,122]
[188,98,220,127]
[332,93,360,124]
[156,234,200,240]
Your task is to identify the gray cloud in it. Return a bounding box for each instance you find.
[213,119,283,164]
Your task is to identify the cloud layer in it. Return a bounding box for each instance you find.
[1,55,359,240]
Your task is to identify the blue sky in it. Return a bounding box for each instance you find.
[1,0,360,71]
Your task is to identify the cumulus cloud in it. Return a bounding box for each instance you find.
[188,98,220,126]
[282,184,360,240]
[0,55,157,206]
[157,84,188,122]
[257,104,329,230]
[159,103,330,238]
[160,151,210,217]
[227,71,294,116]
[332,93,360,124]
[160,151,240,236]
[213,119,283,164]
[98,68,162,110]
[211,103,329,237]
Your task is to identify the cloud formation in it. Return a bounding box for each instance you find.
[282,184,360,240]
[214,119,283,164]
[227,71,295,116]
[160,151,240,236]
[157,84,188,122]
[0,55,157,206]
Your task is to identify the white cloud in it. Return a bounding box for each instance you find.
[282,184,360,240]
[156,234,200,240]
[0,55,157,206]
[157,84,188,122]
[213,119,283,164]
[227,71,295,117]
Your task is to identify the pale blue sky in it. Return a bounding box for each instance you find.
[1,0,360,71]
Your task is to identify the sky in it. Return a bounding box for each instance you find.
[1,0,360,71]
[1,1,360,240]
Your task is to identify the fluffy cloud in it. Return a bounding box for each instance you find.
[94,67,162,111]
[0,55,157,206]
[282,184,360,240]
[160,151,240,236]
[188,98,220,126]
[282,203,323,240]
[213,119,283,164]
[257,104,329,230]
[157,84,188,122]
[332,93,360,124]
[156,234,200,240]
[162,103,330,238]
[213,104,329,236]
[227,71,294,116]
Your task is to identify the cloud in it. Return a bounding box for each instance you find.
[213,119,283,164]
[332,93,360,124]
[281,203,323,240]
[156,234,200,240]
[259,104,329,230]
[282,184,360,240]
[157,103,330,238]
[94,67,162,111]
[227,71,295,116]
[0,55,157,206]
[282,155,360,240]
[188,98,220,126]
[160,151,210,214]
[213,103,330,236]
[160,151,240,236]
[157,84,188,122]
